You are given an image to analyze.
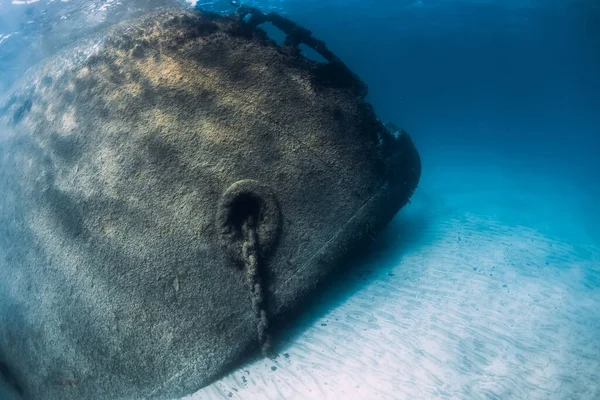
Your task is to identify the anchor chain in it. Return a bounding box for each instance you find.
[241,216,272,357]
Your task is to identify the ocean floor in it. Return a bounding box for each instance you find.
[186,147,600,400]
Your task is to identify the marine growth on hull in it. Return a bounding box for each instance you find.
[0,5,421,400]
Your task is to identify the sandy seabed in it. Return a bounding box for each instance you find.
[186,150,600,400]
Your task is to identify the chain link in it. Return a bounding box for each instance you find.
[241,216,272,357]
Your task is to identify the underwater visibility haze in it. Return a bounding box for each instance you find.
[0,0,599,399]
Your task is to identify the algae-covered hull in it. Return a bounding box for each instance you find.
[0,7,420,399]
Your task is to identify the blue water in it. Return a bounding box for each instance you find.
[1,0,599,398]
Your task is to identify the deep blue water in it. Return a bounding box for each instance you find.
[1,0,599,398]
[234,0,600,186]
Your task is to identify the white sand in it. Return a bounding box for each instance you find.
[186,150,600,400]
